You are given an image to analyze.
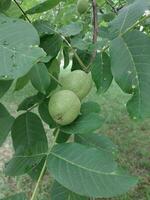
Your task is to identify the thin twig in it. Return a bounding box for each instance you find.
[105,0,118,14]
[13,0,31,23]
[61,35,88,72]
[13,0,87,72]
[30,129,60,200]
[87,0,98,70]
[48,72,62,87]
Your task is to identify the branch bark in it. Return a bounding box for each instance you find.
[87,0,98,70]
[13,0,31,23]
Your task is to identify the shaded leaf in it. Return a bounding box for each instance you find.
[0,80,12,98]
[63,46,70,68]
[0,0,11,12]
[33,20,55,37]
[0,103,14,146]
[6,112,48,176]
[38,99,57,128]
[59,22,83,37]
[17,93,45,111]
[55,131,70,144]
[72,50,91,71]
[41,34,62,60]
[26,0,63,14]
[47,58,60,92]
[92,53,113,93]
[28,157,46,181]
[11,112,48,153]
[71,38,89,51]
[30,63,51,94]
[5,153,44,176]
[14,73,29,91]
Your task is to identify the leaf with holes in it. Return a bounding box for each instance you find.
[111,30,150,119]
[92,53,113,93]
[109,0,150,39]
[0,14,46,79]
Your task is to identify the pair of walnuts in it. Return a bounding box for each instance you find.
[48,70,93,126]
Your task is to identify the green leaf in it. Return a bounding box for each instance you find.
[41,34,62,60]
[0,14,46,79]
[102,13,115,22]
[61,113,104,135]
[51,181,88,200]
[0,14,39,46]
[72,50,91,71]
[110,30,150,119]
[11,112,48,153]
[75,133,117,154]
[30,63,51,94]
[5,153,44,176]
[59,22,83,37]
[26,0,63,14]
[14,73,30,91]
[17,93,45,111]
[38,99,57,129]
[109,0,150,39]
[5,2,22,18]
[1,193,27,200]
[71,38,89,51]
[0,0,11,12]
[33,20,55,37]
[92,53,113,93]
[81,101,101,115]
[47,143,138,198]
[0,103,14,146]
[28,157,46,181]
[6,112,48,176]
[0,80,12,98]
[47,58,60,91]
[55,131,70,144]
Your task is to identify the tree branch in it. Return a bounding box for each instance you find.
[13,0,31,23]
[87,0,98,70]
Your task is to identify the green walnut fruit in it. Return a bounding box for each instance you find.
[48,90,81,126]
[77,0,89,14]
[60,70,93,100]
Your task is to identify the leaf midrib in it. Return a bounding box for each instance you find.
[121,36,142,114]
[49,151,133,178]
